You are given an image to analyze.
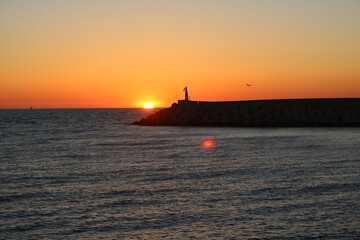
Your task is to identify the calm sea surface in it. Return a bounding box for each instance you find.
[1,109,359,239]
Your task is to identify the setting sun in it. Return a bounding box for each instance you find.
[144,103,154,109]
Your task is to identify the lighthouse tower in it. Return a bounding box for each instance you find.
[183,86,189,101]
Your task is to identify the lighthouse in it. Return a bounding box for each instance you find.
[183,86,189,101]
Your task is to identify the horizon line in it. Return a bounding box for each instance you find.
[2,97,360,110]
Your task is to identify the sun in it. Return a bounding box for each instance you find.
[144,103,154,109]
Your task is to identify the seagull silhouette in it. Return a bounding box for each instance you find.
[246,83,251,87]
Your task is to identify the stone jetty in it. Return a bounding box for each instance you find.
[132,98,360,127]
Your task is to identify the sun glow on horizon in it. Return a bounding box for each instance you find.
[144,103,154,109]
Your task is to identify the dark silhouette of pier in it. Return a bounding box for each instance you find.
[133,97,360,127]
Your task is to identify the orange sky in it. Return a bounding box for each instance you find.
[1,0,359,108]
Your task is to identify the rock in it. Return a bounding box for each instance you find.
[132,98,360,127]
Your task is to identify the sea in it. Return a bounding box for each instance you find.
[0,108,359,239]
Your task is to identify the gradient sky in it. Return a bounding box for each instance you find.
[1,0,359,108]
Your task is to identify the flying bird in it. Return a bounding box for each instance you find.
[246,83,251,87]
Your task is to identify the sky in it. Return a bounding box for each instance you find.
[1,0,359,108]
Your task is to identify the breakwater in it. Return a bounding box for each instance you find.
[132,98,360,127]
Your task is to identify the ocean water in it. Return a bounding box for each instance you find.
[0,109,359,239]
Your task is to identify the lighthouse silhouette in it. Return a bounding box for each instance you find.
[183,86,189,101]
